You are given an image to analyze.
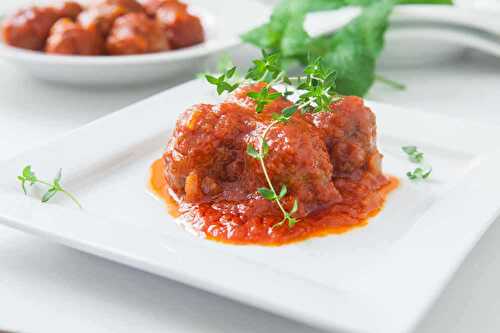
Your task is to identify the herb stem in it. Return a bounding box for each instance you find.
[61,189,83,209]
[259,121,289,219]
[375,74,406,91]
[32,179,81,207]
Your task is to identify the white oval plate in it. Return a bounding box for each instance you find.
[0,0,270,86]
[1,79,500,333]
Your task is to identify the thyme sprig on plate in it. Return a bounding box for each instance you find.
[17,165,82,208]
[402,146,424,163]
[407,167,432,181]
[402,146,432,181]
[205,51,340,228]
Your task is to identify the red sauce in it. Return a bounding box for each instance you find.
[149,158,398,246]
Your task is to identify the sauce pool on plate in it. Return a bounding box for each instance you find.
[150,155,398,246]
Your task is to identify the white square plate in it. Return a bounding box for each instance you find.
[1,80,500,333]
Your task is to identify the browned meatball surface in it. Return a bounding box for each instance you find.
[106,13,169,55]
[139,0,183,15]
[88,0,145,12]
[156,1,204,49]
[45,18,103,55]
[2,6,60,50]
[55,1,84,19]
[305,96,381,178]
[77,0,144,36]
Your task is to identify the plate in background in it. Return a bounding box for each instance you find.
[0,79,500,333]
[0,0,269,86]
[306,4,500,68]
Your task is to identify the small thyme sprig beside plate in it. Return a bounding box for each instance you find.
[17,165,82,208]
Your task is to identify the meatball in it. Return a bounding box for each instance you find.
[77,0,144,36]
[46,18,103,55]
[2,6,60,50]
[163,84,342,217]
[139,0,184,16]
[91,0,145,12]
[106,13,169,55]
[305,96,381,177]
[55,2,83,20]
[156,1,204,49]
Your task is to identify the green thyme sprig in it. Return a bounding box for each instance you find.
[402,146,432,181]
[406,167,432,180]
[245,50,284,83]
[205,51,341,113]
[205,51,341,228]
[402,146,424,163]
[247,87,283,113]
[205,66,239,95]
[247,120,299,228]
[295,58,340,113]
[17,165,82,208]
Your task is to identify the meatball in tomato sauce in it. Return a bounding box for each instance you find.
[140,0,185,16]
[1,2,86,51]
[163,84,343,218]
[2,6,60,50]
[305,97,381,178]
[77,0,144,36]
[106,13,169,55]
[154,83,394,245]
[55,2,84,20]
[45,18,103,55]
[2,0,204,55]
[156,1,204,49]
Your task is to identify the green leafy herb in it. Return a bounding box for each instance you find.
[402,145,424,163]
[296,58,340,113]
[402,146,432,181]
[407,167,432,180]
[242,0,452,96]
[246,50,284,82]
[205,66,240,95]
[247,86,283,112]
[17,165,82,208]
[272,105,298,122]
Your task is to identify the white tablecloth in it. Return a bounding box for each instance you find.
[1,1,500,332]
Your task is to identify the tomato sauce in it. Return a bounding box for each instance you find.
[150,158,398,246]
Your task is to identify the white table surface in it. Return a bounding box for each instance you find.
[1,2,500,333]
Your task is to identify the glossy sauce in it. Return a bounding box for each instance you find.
[150,158,398,246]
